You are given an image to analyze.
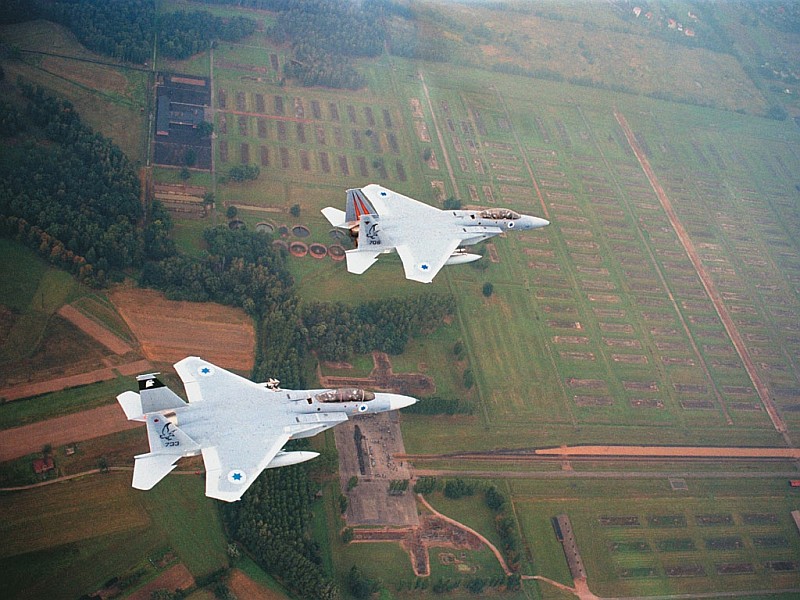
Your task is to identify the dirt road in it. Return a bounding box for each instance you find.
[614,111,788,441]
[0,359,151,402]
[0,403,139,462]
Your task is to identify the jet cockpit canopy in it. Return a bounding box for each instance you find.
[316,388,376,403]
[479,208,520,220]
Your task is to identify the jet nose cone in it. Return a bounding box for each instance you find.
[388,394,418,410]
[518,215,550,230]
[531,216,550,228]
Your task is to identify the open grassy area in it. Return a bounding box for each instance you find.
[0,471,227,600]
[0,20,149,159]
[513,479,800,597]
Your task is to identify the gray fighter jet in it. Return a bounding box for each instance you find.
[117,356,416,501]
[322,184,549,283]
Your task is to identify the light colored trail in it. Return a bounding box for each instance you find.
[614,111,789,442]
[58,305,133,355]
[419,71,459,198]
[534,444,800,459]
[417,493,512,576]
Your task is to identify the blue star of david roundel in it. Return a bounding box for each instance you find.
[227,470,246,484]
[420,263,430,271]
[198,364,215,376]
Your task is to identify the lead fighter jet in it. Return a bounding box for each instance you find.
[117,356,416,501]
[322,184,549,283]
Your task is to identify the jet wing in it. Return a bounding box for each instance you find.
[173,356,262,404]
[360,184,441,219]
[201,429,291,502]
[395,236,462,283]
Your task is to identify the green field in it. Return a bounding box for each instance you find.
[513,480,800,597]
[0,472,227,600]
[2,1,800,598]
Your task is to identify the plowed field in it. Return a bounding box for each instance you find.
[109,288,255,371]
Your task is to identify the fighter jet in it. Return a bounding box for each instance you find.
[117,356,417,502]
[322,184,549,283]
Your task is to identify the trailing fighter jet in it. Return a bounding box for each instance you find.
[117,356,416,502]
[322,184,549,283]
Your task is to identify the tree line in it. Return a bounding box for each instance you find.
[2,0,257,64]
[0,82,147,285]
[196,0,420,89]
[157,10,258,60]
[301,293,455,360]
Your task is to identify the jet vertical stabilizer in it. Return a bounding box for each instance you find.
[137,373,187,414]
[345,187,378,222]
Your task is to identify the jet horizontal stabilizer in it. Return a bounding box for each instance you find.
[321,207,347,228]
[132,453,179,490]
[345,249,381,275]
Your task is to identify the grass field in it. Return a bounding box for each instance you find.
[513,480,800,597]
[0,20,149,159]
[0,472,227,600]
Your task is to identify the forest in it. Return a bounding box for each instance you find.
[224,461,340,599]
[0,83,147,285]
[157,10,258,60]
[0,0,257,63]
[301,294,455,360]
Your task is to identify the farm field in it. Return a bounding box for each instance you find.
[0,471,227,600]
[164,28,800,448]
[512,478,800,597]
[108,287,256,371]
[1,1,799,598]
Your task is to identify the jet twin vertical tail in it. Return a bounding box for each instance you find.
[137,374,187,415]
[345,188,378,223]
[345,214,385,275]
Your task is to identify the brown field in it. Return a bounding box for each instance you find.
[41,56,130,95]
[108,288,255,371]
[228,570,288,600]
[0,403,140,462]
[126,563,195,600]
